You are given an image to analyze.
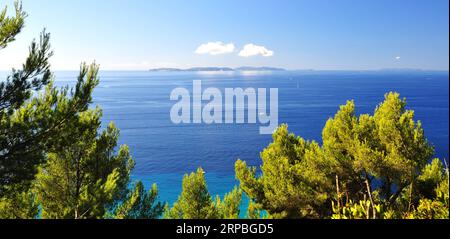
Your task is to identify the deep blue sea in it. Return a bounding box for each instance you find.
[3,70,449,211]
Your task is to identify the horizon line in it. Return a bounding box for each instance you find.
[1,68,449,73]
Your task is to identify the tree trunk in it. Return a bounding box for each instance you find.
[365,178,376,219]
[335,175,341,217]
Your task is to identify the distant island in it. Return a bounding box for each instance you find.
[149,67,286,72]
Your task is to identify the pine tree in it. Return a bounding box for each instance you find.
[32,66,164,219]
[1,1,163,219]
[33,95,132,219]
[323,92,435,218]
[165,168,242,219]
[236,92,446,219]
[405,160,448,219]
[0,1,97,197]
[113,181,164,219]
[214,186,242,219]
[0,1,104,218]
[165,168,216,219]
[235,125,332,218]
[0,186,38,219]
[0,1,25,50]
[417,158,446,199]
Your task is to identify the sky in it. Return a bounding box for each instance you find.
[0,0,449,71]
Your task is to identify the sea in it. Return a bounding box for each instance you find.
[3,70,449,213]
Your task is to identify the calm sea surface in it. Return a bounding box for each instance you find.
[4,71,449,209]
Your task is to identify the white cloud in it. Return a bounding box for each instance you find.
[195,42,235,55]
[239,44,274,57]
[395,56,401,60]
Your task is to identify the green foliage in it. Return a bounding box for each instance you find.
[236,125,332,218]
[214,186,242,219]
[0,1,25,50]
[417,159,445,199]
[165,168,242,219]
[411,199,448,219]
[0,1,163,219]
[1,1,103,214]
[332,159,448,220]
[323,93,434,201]
[0,186,38,219]
[0,30,55,195]
[32,90,133,219]
[0,1,447,220]
[113,181,164,219]
[409,170,449,219]
[236,92,447,219]
[332,199,384,219]
[245,201,265,219]
[165,168,216,219]
[325,93,440,219]
[31,76,164,219]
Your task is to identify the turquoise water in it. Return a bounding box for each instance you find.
[6,70,449,212]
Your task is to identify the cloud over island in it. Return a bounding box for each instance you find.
[195,42,235,55]
[239,44,274,57]
[195,42,274,58]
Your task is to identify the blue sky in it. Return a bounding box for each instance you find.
[0,0,448,70]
